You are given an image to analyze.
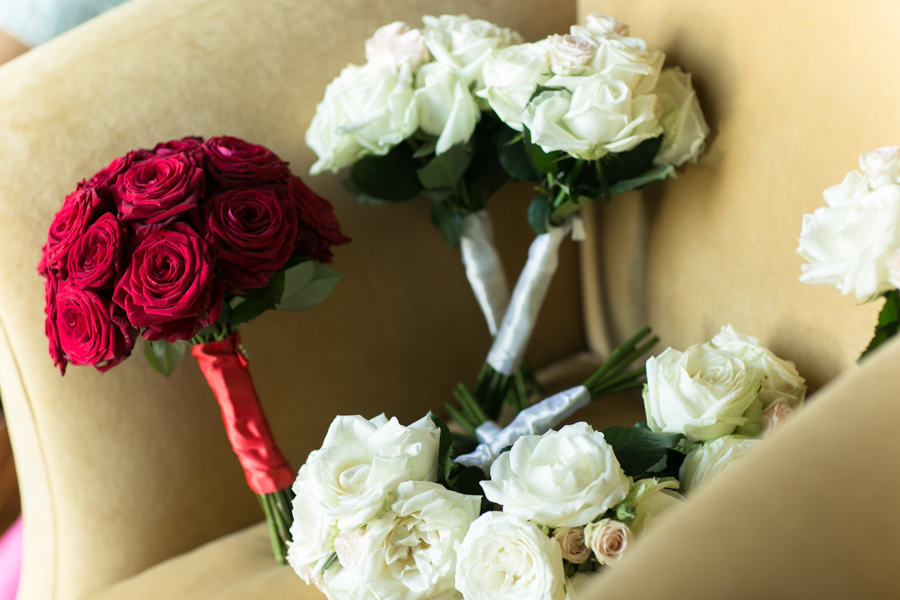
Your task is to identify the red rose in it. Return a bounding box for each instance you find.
[113,223,224,342]
[86,150,149,190]
[42,186,109,276]
[287,176,350,263]
[203,185,298,291]
[151,136,203,157]
[43,273,66,374]
[66,213,129,290]
[202,136,289,187]
[111,153,206,231]
[56,281,135,372]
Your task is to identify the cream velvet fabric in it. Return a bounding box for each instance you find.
[0,1,581,599]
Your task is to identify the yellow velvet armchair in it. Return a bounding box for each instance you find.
[1,0,898,599]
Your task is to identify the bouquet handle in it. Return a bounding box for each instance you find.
[191,333,295,563]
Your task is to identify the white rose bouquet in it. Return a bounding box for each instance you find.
[797,146,900,359]
[638,325,806,494]
[457,13,708,419]
[307,15,543,413]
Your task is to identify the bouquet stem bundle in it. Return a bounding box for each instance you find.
[191,333,297,563]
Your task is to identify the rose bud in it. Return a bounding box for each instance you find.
[201,136,289,187]
[203,185,298,291]
[364,22,430,71]
[42,186,109,276]
[111,152,206,231]
[859,146,900,188]
[56,282,135,372]
[43,273,67,374]
[585,13,629,37]
[553,526,591,564]
[334,530,363,569]
[548,34,597,75]
[585,519,632,566]
[151,136,203,157]
[66,214,129,290]
[287,175,350,263]
[761,398,794,436]
[113,223,224,342]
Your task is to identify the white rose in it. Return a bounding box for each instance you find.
[306,62,418,174]
[626,478,684,536]
[456,512,565,600]
[522,80,662,160]
[481,423,630,528]
[822,169,873,206]
[584,13,630,37]
[334,529,363,569]
[414,62,480,154]
[584,519,632,566]
[709,325,806,408]
[548,34,598,76]
[553,527,591,564]
[652,67,709,167]
[286,465,337,586]
[422,15,522,90]
[679,435,762,493]
[643,344,761,442]
[305,414,440,530]
[326,481,480,600]
[798,184,900,298]
[859,146,900,189]
[365,22,430,72]
[761,398,794,436]
[479,41,551,132]
[569,27,665,96]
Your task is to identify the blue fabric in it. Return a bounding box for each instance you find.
[0,0,128,47]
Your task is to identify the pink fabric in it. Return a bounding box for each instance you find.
[0,516,21,600]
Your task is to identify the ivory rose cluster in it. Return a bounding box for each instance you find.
[307,15,522,173]
[39,136,349,373]
[287,415,481,600]
[479,13,708,165]
[643,326,805,493]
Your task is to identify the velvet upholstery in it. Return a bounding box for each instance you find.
[1,0,897,598]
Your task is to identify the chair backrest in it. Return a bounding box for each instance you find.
[0,0,581,598]
[579,0,892,392]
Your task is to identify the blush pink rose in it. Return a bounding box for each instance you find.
[587,519,632,566]
[55,281,135,372]
[113,223,224,342]
[203,185,298,291]
[111,153,206,231]
[65,214,128,290]
[202,136,289,187]
[553,526,591,564]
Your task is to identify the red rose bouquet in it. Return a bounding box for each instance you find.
[38,135,349,563]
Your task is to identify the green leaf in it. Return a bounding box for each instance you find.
[430,201,463,247]
[144,338,186,377]
[601,136,665,185]
[860,290,900,361]
[412,138,438,159]
[428,412,454,483]
[416,144,472,190]
[497,126,542,182]
[607,165,673,198]
[279,261,316,303]
[523,126,560,175]
[267,270,286,305]
[601,426,683,477]
[527,195,551,235]
[448,465,488,497]
[229,297,276,326]
[278,261,342,311]
[350,143,422,201]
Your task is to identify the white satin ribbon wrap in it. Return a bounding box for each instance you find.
[486,216,586,375]
[460,211,510,336]
[455,385,591,472]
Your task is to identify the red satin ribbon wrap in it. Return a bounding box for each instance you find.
[191,333,294,495]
